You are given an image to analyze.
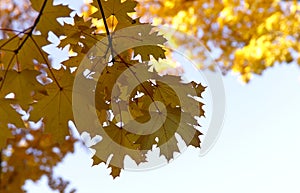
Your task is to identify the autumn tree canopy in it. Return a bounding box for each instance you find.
[0,0,299,192]
[136,0,300,81]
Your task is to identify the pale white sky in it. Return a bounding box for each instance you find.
[24,0,300,192]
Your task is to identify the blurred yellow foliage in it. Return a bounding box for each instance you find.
[135,0,300,82]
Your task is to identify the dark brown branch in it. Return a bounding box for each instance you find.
[15,0,47,51]
[96,0,114,62]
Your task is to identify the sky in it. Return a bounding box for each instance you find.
[24,0,300,192]
[25,62,300,193]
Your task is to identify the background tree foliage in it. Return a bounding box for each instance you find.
[0,0,299,192]
[136,0,300,81]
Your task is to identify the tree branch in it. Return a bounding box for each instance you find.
[96,0,115,62]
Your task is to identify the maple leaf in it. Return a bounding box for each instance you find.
[30,0,72,37]
[0,34,50,70]
[131,24,167,61]
[62,52,86,68]
[61,3,167,70]
[0,69,45,108]
[30,68,74,143]
[59,15,104,53]
[109,24,167,61]
[95,59,132,113]
[0,99,23,149]
[92,154,122,178]
[91,62,148,169]
[132,83,203,160]
[102,124,144,163]
[91,0,137,24]
[59,15,107,68]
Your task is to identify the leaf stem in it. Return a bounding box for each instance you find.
[0,28,26,34]
[0,31,25,50]
[30,36,62,89]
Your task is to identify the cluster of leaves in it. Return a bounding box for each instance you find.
[0,0,205,190]
[136,0,300,82]
[0,124,76,193]
[2,0,299,191]
[0,0,76,191]
[0,0,73,146]
[89,56,204,178]
[71,0,205,178]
